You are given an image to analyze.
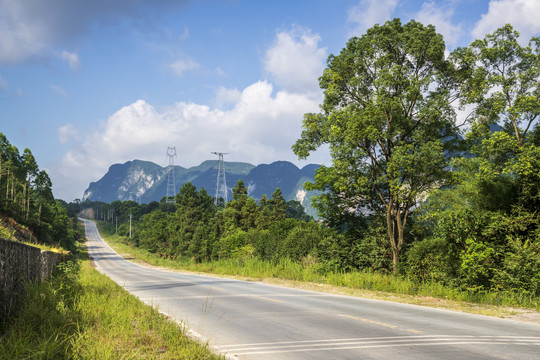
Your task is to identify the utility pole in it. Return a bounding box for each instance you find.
[211,152,228,206]
[129,213,132,238]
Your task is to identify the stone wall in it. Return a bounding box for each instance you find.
[0,238,65,318]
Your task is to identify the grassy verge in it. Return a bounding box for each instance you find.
[99,224,540,317]
[0,257,223,359]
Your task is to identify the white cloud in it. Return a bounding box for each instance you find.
[215,86,241,107]
[347,0,398,36]
[50,85,67,97]
[58,124,80,144]
[51,24,331,201]
[473,0,540,41]
[53,81,329,200]
[415,1,462,47]
[264,26,326,95]
[168,58,199,76]
[60,51,80,71]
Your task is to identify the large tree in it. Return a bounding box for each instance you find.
[293,19,457,273]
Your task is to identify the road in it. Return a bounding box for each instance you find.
[82,219,540,359]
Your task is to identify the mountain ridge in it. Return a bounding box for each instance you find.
[83,159,320,216]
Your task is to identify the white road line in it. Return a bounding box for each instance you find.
[217,335,540,349]
[229,340,540,356]
[216,335,540,352]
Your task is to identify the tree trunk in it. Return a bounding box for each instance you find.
[392,250,399,274]
[386,199,400,274]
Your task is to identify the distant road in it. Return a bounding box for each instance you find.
[82,219,540,359]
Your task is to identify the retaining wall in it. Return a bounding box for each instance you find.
[0,238,64,319]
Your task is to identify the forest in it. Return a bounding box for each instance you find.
[0,133,79,251]
[79,20,538,298]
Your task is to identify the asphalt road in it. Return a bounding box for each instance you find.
[82,219,540,359]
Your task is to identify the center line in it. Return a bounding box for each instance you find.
[339,314,398,328]
[254,295,284,303]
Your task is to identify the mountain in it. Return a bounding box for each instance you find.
[83,160,320,217]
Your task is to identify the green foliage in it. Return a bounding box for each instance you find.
[293,18,457,272]
[451,24,540,144]
[217,230,248,258]
[0,132,79,251]
[1,260,223,359]
[493,236,540,296]
[459,238,496,292]
[285,199,312,222]
[278,221,323,261]
[80,21,540,303]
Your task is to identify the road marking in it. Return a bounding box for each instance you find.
[216,336,540,356]
[407,329,423,333]
[210,286,227,292]
[339,314,398,328]
[253,295,284,303]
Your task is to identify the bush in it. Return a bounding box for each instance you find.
[278,222,322,261]
[217,230,248,258]
[492,237,540,295]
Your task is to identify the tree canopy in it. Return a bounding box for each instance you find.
[293,18,457,272]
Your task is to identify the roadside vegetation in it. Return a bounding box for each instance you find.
[98,223,540,313]
[79,21,540,313]
[0,254,223,359]
[0,131,222,358]
[0,133,80,252]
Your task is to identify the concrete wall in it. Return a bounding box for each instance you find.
[0,238,64,318]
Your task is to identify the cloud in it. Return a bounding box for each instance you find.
[168,58,200,76]
[0,0,188,64]
[52,81,328,200]
[51,23,330,201]
[347,0,398,36]
[472,0,540,40]
[50,85,67,98]
[58,124,80,144]
[60,51,80,71]
[415,1,463,47]
[215,86,241,107]
[264,26,326,95]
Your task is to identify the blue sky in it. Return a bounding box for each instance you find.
[1,0,539,201]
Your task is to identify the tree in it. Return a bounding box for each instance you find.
[452,24,540,145]
[293,19,456,273]
[220,179,258,233]
[269,187,286,223]
[21,148,38,220]
[256,195,272,229]
[33,170,53,224]
[285,200,312,222]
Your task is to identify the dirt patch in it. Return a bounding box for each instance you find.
[0,212,37,243]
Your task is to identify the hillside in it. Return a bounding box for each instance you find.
[83,160,320,217]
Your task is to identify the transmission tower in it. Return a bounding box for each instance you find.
[166,146,177,203]
[211,152,228,206]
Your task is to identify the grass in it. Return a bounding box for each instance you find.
[0,255,224,359]
[98,223,540,317]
